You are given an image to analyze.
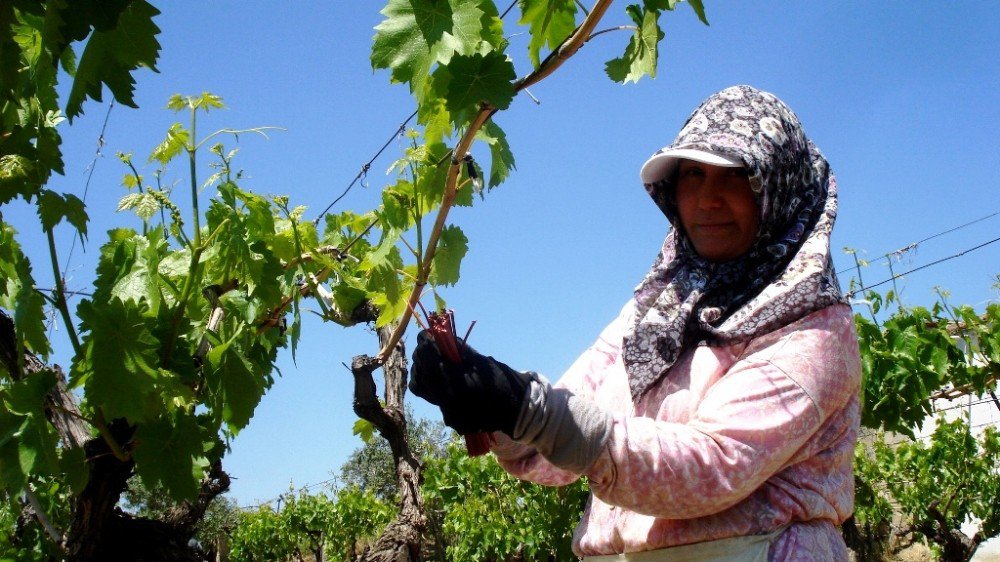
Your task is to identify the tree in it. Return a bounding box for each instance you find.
[121,476,240,559]
[341,413,449,503]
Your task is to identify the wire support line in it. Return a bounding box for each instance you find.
[837,208,1000,276]
[933,397,1000,414]
[241,476,340,511]
[881,418,999,448]
[499,0,517,19]
[62,100,115,276]
[845,234,1000,298]
[313,109,418,226]
[35,287,94,298]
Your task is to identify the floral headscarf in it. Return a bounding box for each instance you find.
[622,85,845,401]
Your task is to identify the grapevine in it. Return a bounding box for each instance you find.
[0,0,711,558]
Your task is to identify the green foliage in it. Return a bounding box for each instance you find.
[36,190,88,237]
[435,51,517,114]
[0,221,49,359]
[519,0,577,68]
[429,224,469,287]
[0,476,72,561]
[1,0,162,210]
[371,0,505,103]
[229,487,393,562]
[605,3,665,83]
[855,292,999,438]
[856,418,1000,557]
[0,369,62,499]
[1,0,714,554]
[475,121,516,189]
[1,97,310,518]
[852,282,1000,559]
[65,0,162,119]
[423,441,588,562]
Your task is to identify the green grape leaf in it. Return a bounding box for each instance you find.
[685,0,709,25]
[0,221,50,357]
[75,298,162,422]
[92,227,167,310]
[134,192,161,221]
[643,0,680,10]
[0,5,19,101]
[353,418,375,443]
[429,225,468,287]
[605,5,664,84]
[380,187,412,233]
[205,184,284,304]
[418,94,453,145]
[117,192,144,211]
[60,445,89,495]
[323,211,376,246]
[17,412,60,478]
[371,0,486,99]
[413,142,451,213]
[477,0,506,51]
[36,190,89,237]
[133,412,212,502]
[454,173,475,207]
[475,121,515,189]
[270,216,319,264]
[368,264,410,328]
[0,414,27,495]
[433,291,448,312]
[4,370,55,416]
[0,155,41,205]
[330,285,368,323]
[361,229,404,275]
[60,41,78,76]
[2,372,60,481]
[65,0,162,119]
[437,52,516,117]
[166,91,225,113]
[518,0,577,68]
[148,122,189,166]
[205,325,265,432]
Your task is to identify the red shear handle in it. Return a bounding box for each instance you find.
[427,311,494,457]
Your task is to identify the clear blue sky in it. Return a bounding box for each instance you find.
[7,2,998,506]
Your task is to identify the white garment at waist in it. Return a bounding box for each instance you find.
[581,526,786,562]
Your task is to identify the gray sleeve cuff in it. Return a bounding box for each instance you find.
[509,374,611,474]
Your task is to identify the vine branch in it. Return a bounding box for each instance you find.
[45,229,81,355]
[375,0,615,363]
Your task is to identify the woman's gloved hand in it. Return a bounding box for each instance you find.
[409,330,531,435]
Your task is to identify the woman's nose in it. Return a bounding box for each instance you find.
[695,186,724,210]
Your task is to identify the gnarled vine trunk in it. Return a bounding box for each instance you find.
[350,313,425,562]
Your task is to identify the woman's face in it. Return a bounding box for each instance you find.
[674,159,760,262]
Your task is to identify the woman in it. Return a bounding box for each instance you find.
[409,85,861,561]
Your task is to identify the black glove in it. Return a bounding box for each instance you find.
[408,330,530,436]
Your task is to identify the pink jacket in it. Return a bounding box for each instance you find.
[492,302,861,560]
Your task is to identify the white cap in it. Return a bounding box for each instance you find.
[639,147,743,184]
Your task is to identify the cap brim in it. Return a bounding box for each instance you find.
[639,148,742,184]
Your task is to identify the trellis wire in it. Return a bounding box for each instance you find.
[837,209,1000,276]
[846,235,1000,299]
